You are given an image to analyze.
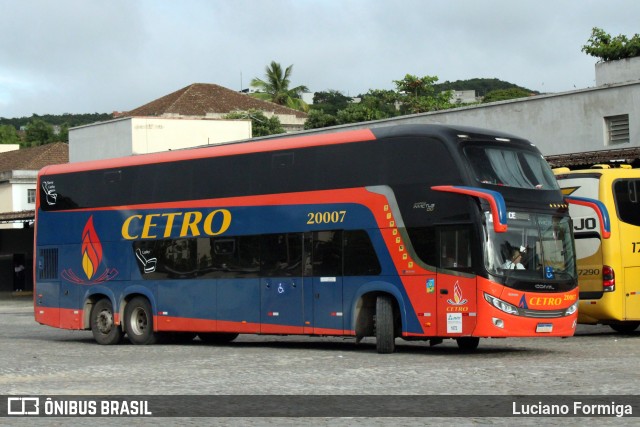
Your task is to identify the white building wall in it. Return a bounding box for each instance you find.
[70,118,251,162]
[70,118,133,162]
[130,118,251,155]
[0,183,12,213]
[596,56,640,86]
[0,170,37,229]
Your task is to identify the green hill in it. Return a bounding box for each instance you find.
[434,78,539,97]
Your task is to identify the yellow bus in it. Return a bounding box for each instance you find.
[555,166,640,333]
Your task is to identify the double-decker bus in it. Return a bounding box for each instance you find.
[555,166,640,333]
[35,124,580,353]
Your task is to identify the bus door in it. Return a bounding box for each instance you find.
[310,231,344,334]
[260,233,306,333]
[614,178,640,319]
[435,227,477,336]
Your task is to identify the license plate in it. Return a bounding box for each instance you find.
[536,323,553,333]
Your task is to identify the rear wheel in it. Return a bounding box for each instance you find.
[610,322,640,334]
[124,297,157,345]
[456,337,480,352]
[198,332,239,344]
[375,295,396,354]
[90,298,123,345]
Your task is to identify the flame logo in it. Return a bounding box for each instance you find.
[447,281,469,306]
[81,216,103,280]
[61,215,118,285]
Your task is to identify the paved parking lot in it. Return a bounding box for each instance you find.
[1,295,639,425]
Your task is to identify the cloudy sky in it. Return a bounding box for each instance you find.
[1,0,638,118]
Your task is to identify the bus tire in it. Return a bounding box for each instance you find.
[456,337,480,352]
[375,295,396,354]
[609,322,640,334]
[124,297,157,345]
[90,298,123,345]
[198,332,239,344]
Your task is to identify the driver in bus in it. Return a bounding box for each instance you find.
[502,249,525,270]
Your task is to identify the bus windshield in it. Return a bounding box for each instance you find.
[465,145,559,190]
[484,212,575,281]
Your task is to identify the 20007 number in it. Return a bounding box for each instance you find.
[307,211,347,224]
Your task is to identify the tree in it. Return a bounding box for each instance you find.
[250,61,309,111]
[310,90,351,115]
[393,74,453,114]
[0,125,21,145]
[582,27,640,62]
[304,109,338,129]
[224,109,285,137]
[57,123,70,143]
[482,88,533,103]
[24,119,54,146]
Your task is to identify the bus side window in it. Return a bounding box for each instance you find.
[343,230,381,276]
[614,179,640,226]
[439,227,472,271]
[312,230,343,276]
[260,233,304,277]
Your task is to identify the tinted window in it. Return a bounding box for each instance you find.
[312,230,343,276]
[464,145,559,190]
[614,179,640,226]
[343,230,381,276]
[260,233,304,277]
[41,136,462,211]
[203,236,260,278]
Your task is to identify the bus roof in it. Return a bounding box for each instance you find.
[40,124,530,176]
[555,167,640,180]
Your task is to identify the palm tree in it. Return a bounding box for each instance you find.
[250,61,309,111]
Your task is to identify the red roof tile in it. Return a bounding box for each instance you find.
[125,83,307,119]
[0,143,69,173]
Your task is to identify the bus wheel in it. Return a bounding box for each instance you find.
[610,322,640,334]
[90,299,123,345]
[375,295,396,354]
[456,337,480,352]
[124,297,157,345]
[198,332,239,344]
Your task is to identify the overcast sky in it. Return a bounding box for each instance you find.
[1,0,638,118]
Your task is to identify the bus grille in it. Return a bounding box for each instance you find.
[39,248,58,280]
[521,308,566,318]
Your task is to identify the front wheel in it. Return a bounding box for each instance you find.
[610,322,640,334]
[124,297,157,345]
[375,295,396,354]
[90,298,123,345]
[456,337,480,352]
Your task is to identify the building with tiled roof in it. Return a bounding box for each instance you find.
[70,82,308,162]
[0,143,69,227]
[123,83,307,131]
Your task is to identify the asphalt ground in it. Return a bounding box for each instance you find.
[1,294,639,426]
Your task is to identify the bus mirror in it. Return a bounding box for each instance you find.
[431,185,508,233]
[565,196,611,239]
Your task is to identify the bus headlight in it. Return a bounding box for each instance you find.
[565,301,579,316]
[484,293,519,316]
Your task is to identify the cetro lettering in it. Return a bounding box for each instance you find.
[528,297,563,307]
[122,209,232,240]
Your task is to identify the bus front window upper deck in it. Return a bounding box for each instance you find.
[465,145,559,190]
[483,212,575,281]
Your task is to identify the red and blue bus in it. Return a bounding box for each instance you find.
[35,124,581,353]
